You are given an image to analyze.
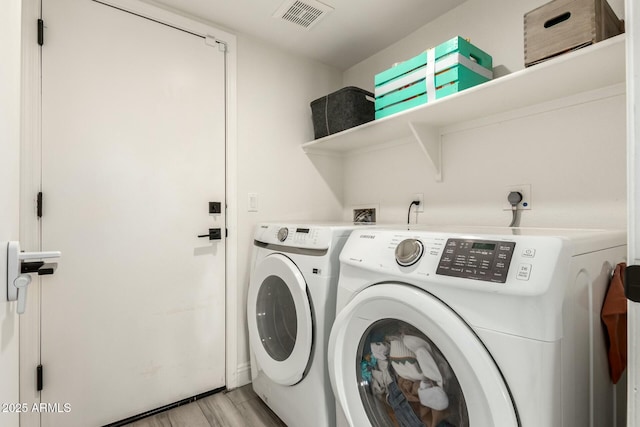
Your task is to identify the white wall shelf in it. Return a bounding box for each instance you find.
[302,34,626,181]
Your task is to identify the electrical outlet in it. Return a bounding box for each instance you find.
[503,184,532,210]
[413,193,424,213]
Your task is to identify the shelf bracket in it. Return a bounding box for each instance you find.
[408,122,442,182]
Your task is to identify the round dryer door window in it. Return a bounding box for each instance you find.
[255,275,298,361]
[329,283,518,427]
[248,254,313,386]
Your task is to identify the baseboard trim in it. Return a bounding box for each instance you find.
[102,386,226,427]
[236,362,252,387]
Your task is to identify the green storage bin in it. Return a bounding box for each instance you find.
[374,36,493,119]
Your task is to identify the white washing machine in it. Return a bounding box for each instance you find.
[328,226,626,427]
[248,223,360,427]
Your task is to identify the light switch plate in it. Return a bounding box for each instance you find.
[248,193,258,212]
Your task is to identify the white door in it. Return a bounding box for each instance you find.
[247,253,313,385]
[40,0,226,425]
[329,284,518,427]
[0,1,22,426]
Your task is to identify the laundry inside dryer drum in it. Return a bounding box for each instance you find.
[256,275,298,361]
[357,319,469,427]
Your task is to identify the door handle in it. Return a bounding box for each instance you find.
[7,241,61,314]
[197,228,222,240]
[14,274,31,315]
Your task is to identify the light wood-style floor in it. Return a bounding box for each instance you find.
[124,385,287,427]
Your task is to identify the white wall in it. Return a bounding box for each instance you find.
[234,34,343,383]
[0,0,22,425]
[342,95,626,228]
[340,0,627,230]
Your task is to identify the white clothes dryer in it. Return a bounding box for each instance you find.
[328,226,626,427]
[248,223,360,427]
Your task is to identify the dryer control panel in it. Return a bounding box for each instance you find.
[436,239,516,283]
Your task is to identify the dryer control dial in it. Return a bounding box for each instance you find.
[395,239,424,267]
[277,227,289,242]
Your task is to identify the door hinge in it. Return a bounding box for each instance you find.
[225,228,228,238]
[36,365,43,391]
[37,19,44,46]
[37,192,43,218]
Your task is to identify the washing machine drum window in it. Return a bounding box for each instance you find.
[329,283,519,427]
[256,275,298,361]
[358,318,469,426]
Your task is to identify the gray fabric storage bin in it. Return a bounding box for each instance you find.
[310,86,374,139]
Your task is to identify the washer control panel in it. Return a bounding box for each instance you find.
[254,224,336,250]
[436,239,516,283]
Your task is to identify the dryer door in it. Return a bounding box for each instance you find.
[329,283,518,427]
[248,254,313,386]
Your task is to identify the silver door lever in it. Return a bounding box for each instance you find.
[7,241,61,314]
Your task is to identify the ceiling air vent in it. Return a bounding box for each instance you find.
[273,0,333,30]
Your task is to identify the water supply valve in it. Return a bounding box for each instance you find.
[7,241,61,314]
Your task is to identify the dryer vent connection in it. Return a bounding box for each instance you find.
[354,208,376,224]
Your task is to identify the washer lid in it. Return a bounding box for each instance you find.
[329,283,518,427]
[248,254,313,386]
